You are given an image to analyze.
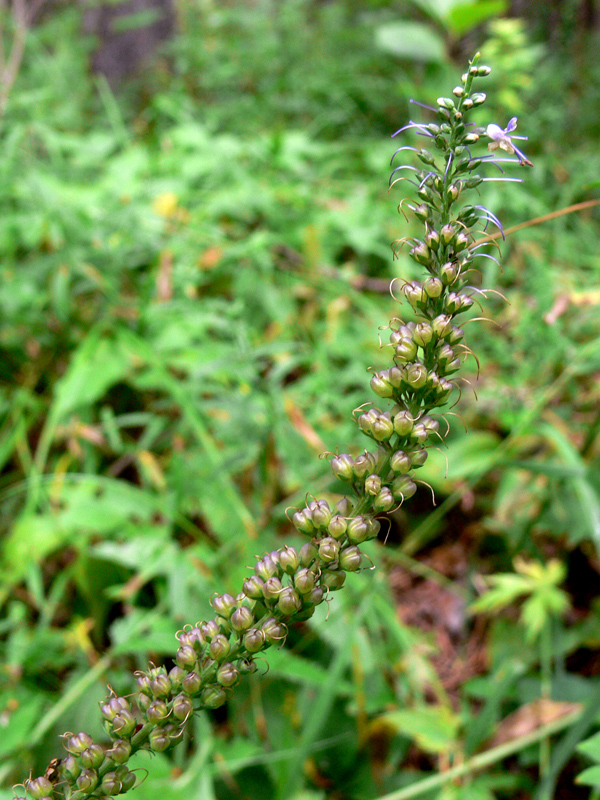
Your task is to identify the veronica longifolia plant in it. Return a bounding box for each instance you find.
[17,54,529,800]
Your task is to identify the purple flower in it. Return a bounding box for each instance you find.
[486,117,532,167]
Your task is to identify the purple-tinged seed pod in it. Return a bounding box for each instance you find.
[146,699,169,724]
[136,673,152,695]
[291,508,315,535]
[370,372,394,398]
[262,576,284,600]
[322,570,346,591]
[319,537,340,563]
[392,475,417,500]
[336,496,353,516]
[306,586,325,606]
[209,633,231,661]
[262,617,287,644]
[410,422,428,444]
[365,474,382,495]
[388,365,406,387]
[27,777,54,799]
[80,744,105,769]
[243,628,266,653]
[294,568,317,594]
[200,620,220,641]
[217,662,240,687]
[409,241,431,266]
[278,587,302,616]
[182,671,202,696]
[373,487,394,512]
[231,606,254,632]
[173,693,194,721]
[76,768,99,793]
[299,542,318,566]
[422,416,440,434]
[391,450,411,473]
[410,448,428,467]
[413,202,431,220]
[258,553,280,578]
[100,696,129,721]
[151,673,171,698]
[149,728,171,753]
[372,413,394,442]
[243,574,266,600]
[176,644,197,668]
[201,686,227,709]
[137,694,152,712]
[424,276,443,298]
[65,732,94,755]
[211,593,237,620]
[440,262,460,285]
[367,518,381,538]
[425,228,440,251]
[331,453,355,481]
[340,546,362,572]
[109,739,131,765]
[347,516,369,544]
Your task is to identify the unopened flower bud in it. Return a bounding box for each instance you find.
[471,92,486,105]
[424,276,443,298]
[432,314,452,338]
[425,229,440,251]
[410,241,431,266]
[440,261,459,285]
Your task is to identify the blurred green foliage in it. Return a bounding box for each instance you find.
[2,2,600,799]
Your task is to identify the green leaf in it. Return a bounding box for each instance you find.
[447,1,507,36]
[381,704,461,754]
[576,765,600,786]
[578,730,600,762]
[374,22,446,63]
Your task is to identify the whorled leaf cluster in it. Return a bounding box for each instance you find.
[18,54,528,800]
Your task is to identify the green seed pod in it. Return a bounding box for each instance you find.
[169,666,185,688]
[391,450,411,473]
[151,672,171,698]
[413,202,431,220]
[354,452,376,478]
[330,453,355,480]
[409,422,428,444]
[201,686,227,709]
[328,514,348,539]
[182,671,202,696]
[262,617,287,644]
[373,487,394,512]
[306,586,325,606]
[200,620,220,641]
[440,261,459,285]
[146,699,169,724]
[424,276,443,298]
[410,448,428,467]
[406,363,428,389]
[294,567,317,594]
[392,475,417,501]
[432,314,452,338]
[80,744,105,770]
[176,644,197,668]
[425,228,440,251]
[209,633,231,661]
[172,693,193,721]
[310,499,332,529]
[100,771,121,796]
[100,696,130,721]
[137,693,152,712]
[372,413,394,441]
[321,569,346,591]
[238,657,258,674]
[413,322,433,347]
[109,739,131,765]
[262,576,284,600]
[299,541,318,566]
[76,768,99,793]
[453,232,469,252]
[339,546,362,572]
[370,371,394,398]
[347,516,369,544]
[395,338,418,361]
[27,777,54,799]
[365,474,382,495]
[231,606,254,632]
[243,628,266,653]
[440,224,456,245]
[319,537,341,563]
[409,241,431,266]
[116,766,137,792]
[291,508,315,535]
[278,587,303,616]
[243,575,265,600]
[62,755,81,780]
[135,673,152,696]
[393,410,414,436]
[217,662,240,688]
[149,728,171,753]
[416,149,436,166]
